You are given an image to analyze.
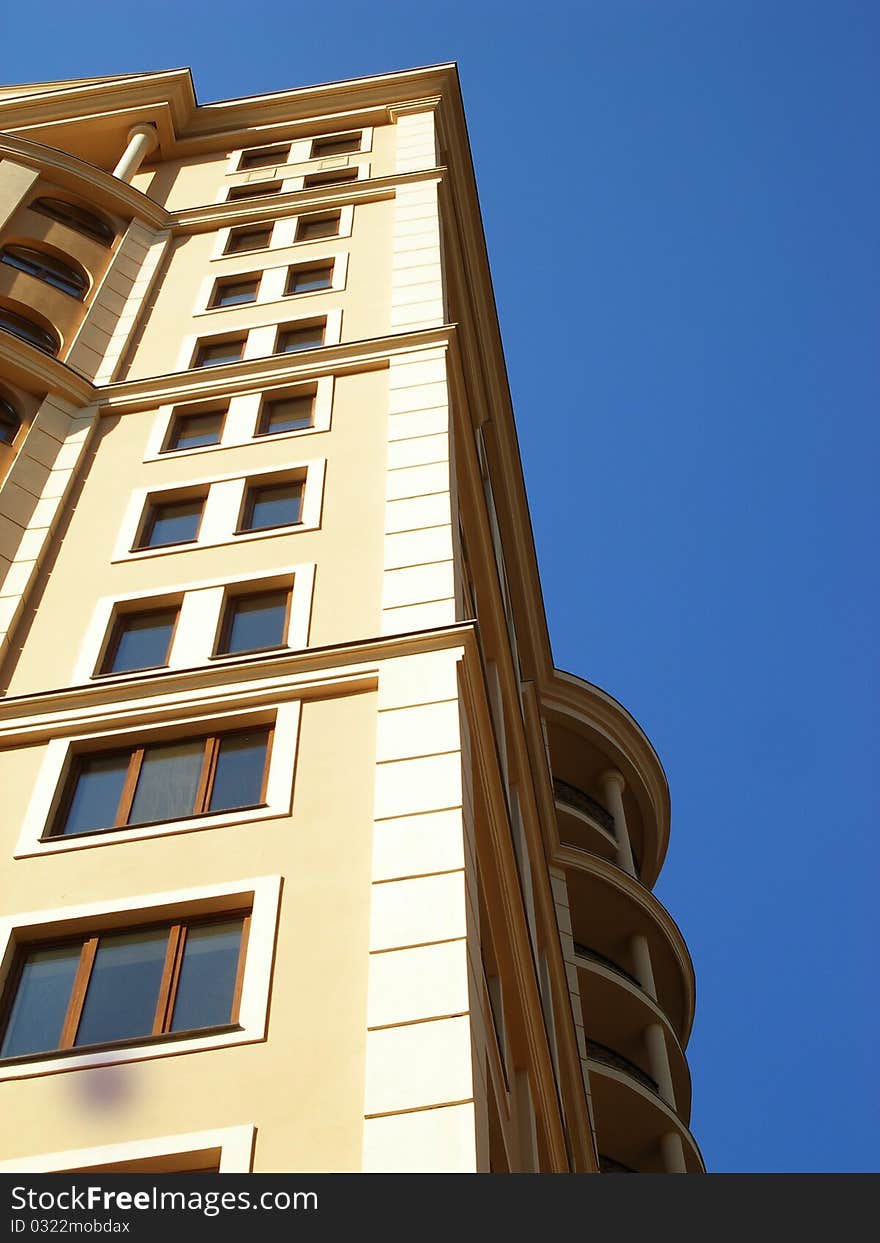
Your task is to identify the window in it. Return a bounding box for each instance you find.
[224,225,272,255]
[192,336,246,368]
[238,146,288,171]
[163,408,225,452]
[275,321,325,354]
[310,133,361,158]
[216,588,291,655]
[239,480,303,532]
[295,212,341,242]
[50,726,272,838]
[30,197,114,246]
[302,168,358,190]
[0,307,60,355]
[0,397,21,446]
[256,390,315,436]
[226,181,282,202]
[0,914,249,1060]
[99,607,179,675]
[210,276,260,308]
[0,246,87,299]
[135,496,205,550]
[285,262,333,295]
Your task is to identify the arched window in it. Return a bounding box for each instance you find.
[30,198,115,246]
[0,306,60,355]
[0,245,88,299]
[0,396,21,445]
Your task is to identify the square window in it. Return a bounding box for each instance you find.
[226,181,282,201]
[164,409,225,452]
[310,133,361,158]
[285,263,333,295]
[238,146,288,171]
[275,322,325,354]
[100,607,178,675]
[210,276,259,309]
[217,588,290,656]
[240,480,303,532]
[136,497,205,550]
[256,391,315,436]
[302,168,358,190]
[294,212,341,242]
[224,226,272,255]
[193,337,246,368]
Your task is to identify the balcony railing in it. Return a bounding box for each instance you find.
[572,943,642,990]
[586,1039,659,1096]
[552,779,616,837]
[598,1154,638,1174]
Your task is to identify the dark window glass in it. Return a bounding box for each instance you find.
[165,410,224,451]
[62,753,130,836]
[302,168,358,189]
[275,323,324,354]
[0,246,87,298]
[0,307,60,355]
[286,264,333,294]
[30,198,114,245]
[227,181,282,201]
[210,278,258,308]
[170,921,243,1032]
[257,393,314,436]
[0,397,21,445]
[74,929,168,1047]
[209,730,270,811]
[295,213,340,242]
[102,608,177,674]
[224,226,272,255]
[242,482,303,531]
[238,147,288,170]
[310,134,360,158]
[193,338,245,368]
[0,945,82,1059]
[128,739,204,826]
[220,590,288,655]
[138,498,204,549]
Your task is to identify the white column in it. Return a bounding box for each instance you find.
[645,1022,676,1110]
[599,769,636,877]
[113,124,158,183]
[661,1131,688,1174]
[630,932,657,1000]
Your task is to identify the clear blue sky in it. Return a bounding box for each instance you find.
[3,0,877,1173]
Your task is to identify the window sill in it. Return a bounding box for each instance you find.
[113,522,316,565]
[0,1023,244,1070]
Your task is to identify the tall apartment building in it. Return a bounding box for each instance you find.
[0,66,703,1174]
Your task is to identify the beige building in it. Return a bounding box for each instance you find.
[0,65,703,1174]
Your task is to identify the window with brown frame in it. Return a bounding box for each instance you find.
[134,494,207,550]
[0,396,21,445]
[209,275,260,308]
[226,181,282,202]
[274,320,325,354]
[302,168,359,190]
[49,725,273,838]
[224,225,273,255]
[98,605,180,675]
[256,389,315,437]
[192,336,246,368]
[238,145,289,171]
[163,407,226,452]
[309,133,361,158]
[0,912,250,1062]
[285,262,333,295]
[294,212,341,243]
[215,587,292,656]
[238,479,304,533]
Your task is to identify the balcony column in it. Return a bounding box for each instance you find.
[661,1131,688,1174]
[113,124,158,183]
[599,768,636,877]
[629,932,657,1001]
[644,1022,676,1110]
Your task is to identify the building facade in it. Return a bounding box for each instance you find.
[0,66,703,1174]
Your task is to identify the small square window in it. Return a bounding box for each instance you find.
[275,321,325,354]
[164,409,225,452]
[100,607,178,675]
[217,588,291,655]
[193,337,246,368]
[240,480,303,533]
[294,212,341,242]
[302,168,358,190]
[226,181,282,201]
[136,497,205,550]
[210,276,259,309]
[238,146,288,171]
[256,391,315,436]
[224,226,272,255]
[285,263,333,295]
[310,133,361,158]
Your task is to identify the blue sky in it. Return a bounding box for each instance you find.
[3,1,877,1173]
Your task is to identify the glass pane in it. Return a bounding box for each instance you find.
[223,590,288,654]
[60,753,129,836]
[226,229,270,254]
[170,921,243,1032]
[169,413,222,450]
[196,341,243,366]
[107,609,176,673]
[209,730,269,811]
[277,326,324,353]
[1,944,82,1058]
[214,281,257,307]
[128,739,204,825]
[296,217,338,241]
[74,929,168,1047]
[289,266,332,293]
[261,395,313,434]
[145,499,203,547]
[246,483,302,530]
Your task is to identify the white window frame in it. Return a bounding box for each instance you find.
[176,306,343,371]
[193,251,348,318]
[0,1124,256,1174]
[210,204,354,263]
